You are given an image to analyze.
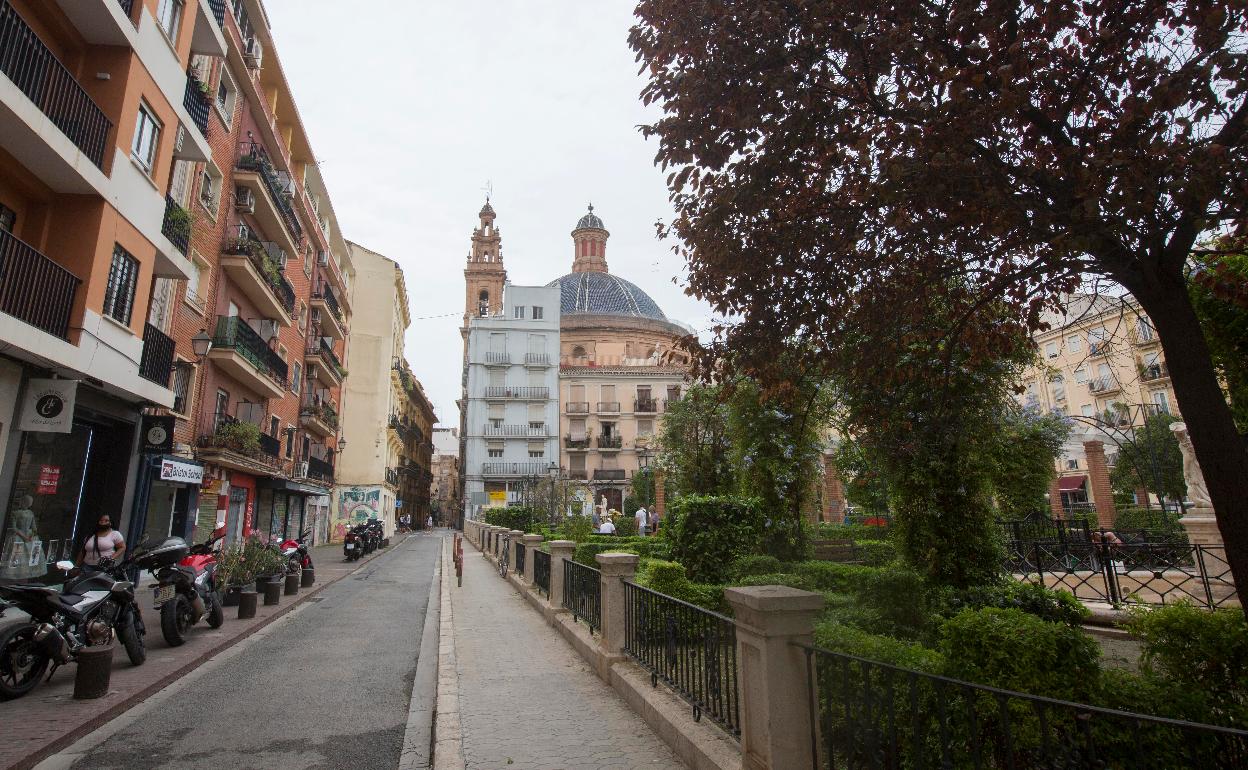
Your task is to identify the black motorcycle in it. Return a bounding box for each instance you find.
[343,526,365,561]
[366,520,384,552]
[132,534,224,647]
[0,557,146,700]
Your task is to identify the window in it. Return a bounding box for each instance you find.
[0,202,14,233]
[299,302,308,332]
[1044,341,1058,359]
[215,68,237,121]
[528,421,544,430]
[528,450,544,458]
[156,0,183,39]
[199,163,222,214]
[478,290,489,317]
[1049,375,1065,402]
[532,306,543,320]
[103,245,140,325]
[1081,404,1094,417]
[637,419,654,437]
[514,305,526,319]
[1152,390,1170,414]
[488,417,503,428]
[1066,459,1079,470]
[291,362,302,394]
[572,345,587,358]
[285,427,295,458]
[171,362,194,415]
[184,251,208,312]
[214,389,230,421]
[488,448,503,458]
[132,102,161,173]
[1073,366,1088,384]
[1067,335,1082,353]
[1136,318,1155,342]
[270,416,280,437]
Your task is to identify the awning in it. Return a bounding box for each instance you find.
[1057,475,1087,492]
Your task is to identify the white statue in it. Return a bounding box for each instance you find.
[1170,422,1212,508]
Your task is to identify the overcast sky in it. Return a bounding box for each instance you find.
[262,0,713,426]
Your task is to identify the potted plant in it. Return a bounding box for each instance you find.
[216,420,261,456]
[215,544,253,606]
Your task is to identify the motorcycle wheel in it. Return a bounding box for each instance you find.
[0,624,49,700]
[206,592,224,629]
[160,595,193,647]
[118,610,147,666]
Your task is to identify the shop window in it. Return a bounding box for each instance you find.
[103,245,140,325]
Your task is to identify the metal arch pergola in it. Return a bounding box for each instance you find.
[1063,402,1182,513]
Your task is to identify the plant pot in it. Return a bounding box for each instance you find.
[262,581,282,606]
[222,586,243,607]
[300,568,315,587]
[283,573,300,596]
[255,574,280,593]
[237,590,258,619]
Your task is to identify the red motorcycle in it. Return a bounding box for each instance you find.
[134,532,225,647]
[277,528,313,574]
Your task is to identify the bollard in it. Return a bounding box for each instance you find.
[73,643,113,700]
[263,580,282,605]
[284,573,300,595]
[237,590,258,619]
[301,568,315,587]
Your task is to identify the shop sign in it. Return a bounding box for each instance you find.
[159,458,204,484]
[18,379,78,433]
[142,416,175,454]
[487,490,507,508]
[396,500,403,509]
[36,465,60,495]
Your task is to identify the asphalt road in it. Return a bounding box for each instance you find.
[52,532,442,770]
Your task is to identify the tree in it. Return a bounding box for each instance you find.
[631,1,1248,606]
[831,437,892,516]
[987,408,1071,519]
[655,383,732,496]
[1190,246,1248,434]
[1110,412,1187,507]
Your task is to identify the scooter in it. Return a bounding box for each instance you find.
[0,558,146,700]
[343,526,365,561]
[132,534,224,647]
[366,520,384,551]
[277,528,313,573]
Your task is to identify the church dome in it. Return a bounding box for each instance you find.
[547,271,667,321]
[575,204,605,231]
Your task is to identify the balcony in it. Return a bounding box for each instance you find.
[483,424,547,438]
[0,229,80,340]
[481,461,549,477]
[196,414,281,475]
[300,400,338,438]
[634,398,658,414]
[183,72,211,139]
[220,232,295,326]
[305,338,345,387]
[234,142,303,255]
[0,2,112,169]
[597,435,622,451]
[385,467,399,487]
[310,282,345,341]
[524,352,550,367]
[1088,342,1112,358]
[1129,325,1160,347]
[593,469,627,481]
[162,196,191,255]
[206,315,288,399]
[139,323,175,387]
[569,469,588,480]
[484,386,549,400]
[1140,362,1170,383]
[565,435,590,451]
[596,401,620,414]
[566,401,589,414]
[482,351,510,366]
[117,0,134,17]
[303,454,334,484]
[1088,376,1121,395]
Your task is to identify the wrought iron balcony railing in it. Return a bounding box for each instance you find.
[484,386,549,400]
[566,401,589,414]
[596,401,620,413]
[183,72,210,137]
[634,398,658,413]
[139,323,175,387]
[593,469,626,480]
[162,195,191,254]
[211,315,288,387]
[0,229,80,339]
[235,142,304,245]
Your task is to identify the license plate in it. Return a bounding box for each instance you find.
[345,544,354,550]
[153,585,175,606]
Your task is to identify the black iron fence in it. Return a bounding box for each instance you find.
[206,0,226,27]
[0,229,80,339]
[624,580,740,736]
[117,0,135,20]
[0,0,112,167]
[139,323,175,386]
[515,541,526,576]
[211,315,288,386]
[533,549,551,597]
[183,72,210,136]
[563,560,601,634]
[235,142,303,244]
[795,642,1248,770]
[162,195,191,254]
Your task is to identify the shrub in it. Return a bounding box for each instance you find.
[850,566,934,640]
[814,621,945,672]
[940,608,1101,700]
[638,560,727,613]
[938,581,1090,627]
[814,523,891,542]
[730,554,783,578]
[730,572,816,591]
[614,516,639,537]
[558,515,595,543]
[667,495,766,583]
[855,540,898,566]
[1124,602,1248,723]
[481,506,540,533]
[573,541,639,566]
[791,561,878,592]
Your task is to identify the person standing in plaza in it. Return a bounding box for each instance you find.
[635,506,649,536]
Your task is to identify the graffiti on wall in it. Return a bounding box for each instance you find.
[332,487,380,542]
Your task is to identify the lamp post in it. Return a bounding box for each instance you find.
[190,328,213,360]
[547,461,559,525]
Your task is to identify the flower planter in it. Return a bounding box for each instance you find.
[237,590,258,619]
[222,585,243,607]
[283,573,300,596]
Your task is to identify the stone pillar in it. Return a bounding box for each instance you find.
[548,540,576,611]
[1180,508,1224,547]
[822,454,846,524]
[726,586,826,770]
[654,469,666,521]
[1048,476,1065,519]
[522,534,543,584]
[509,530,524,569]
[1084,440,1116,527]
[595,552,639,656]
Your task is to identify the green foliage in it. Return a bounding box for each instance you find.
[813,523,891,542]
[938,582,1089,627]
[1108,413,1186,506]
[729,554,783,579]
[629,468,656,510]
[558,515,594,543]
[573,541,637,565]
[850,567,934,640]
[790,561,878,593]
[731,572,815,591]
[1189,248,1248,434]
[214,544,252,586]
[986,408,1070,518]
[940,608,1101,700]
[655,384,732,496]
[481,506,540,533]
[667,495,765,583]
[1111,506,1188,542]
[215,419,261,454]
[855,540,898,566]
[814,621,945,673]
[1124,602,1248,722]
[614,516,639,537]
[832,438,892,515]
[637,560,727,612]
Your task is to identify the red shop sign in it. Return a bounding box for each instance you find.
[37,465,61,495]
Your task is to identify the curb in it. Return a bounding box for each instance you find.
[432,536,465,770]
[399,535,442,770]
[9,536,409,770]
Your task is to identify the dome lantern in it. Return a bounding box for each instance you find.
[571,203,609,273]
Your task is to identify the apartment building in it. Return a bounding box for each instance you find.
[0,0,229,580]
[1018,293,1178,509]
[461,284,561,521]
[335,242,432,539]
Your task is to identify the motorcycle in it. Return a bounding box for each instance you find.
[133,534,224,647]
[277,528,313,573]
[0,557,146,700]
[366,520,384,552]
[343,526,365,561]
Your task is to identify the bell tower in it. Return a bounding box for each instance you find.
[570,203,609,273]
[461,199,507,344]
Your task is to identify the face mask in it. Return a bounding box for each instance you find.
[97,524,110,533]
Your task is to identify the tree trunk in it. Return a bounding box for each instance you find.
[1131,282,1248,613]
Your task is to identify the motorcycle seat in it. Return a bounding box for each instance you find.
[58,593,85,606]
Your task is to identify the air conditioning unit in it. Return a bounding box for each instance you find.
[297,461,309,477]
[234,186,255,213]
[272,248,287,268]
[317,250,329,267]
[243,37,263,69]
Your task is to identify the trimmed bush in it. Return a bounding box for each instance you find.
[481,506,540,533]
[667,495,766,583]
[814,620,945,672]
[939,581,1089,627]
[573,542,640,565]
[730,554,783,578]
[940,608,1101,700]
[731,572,816,591]
[814,523,891,542]
[558,515,595,543]
[637,559,727,613]
[855,540,898,566]
[791,561,878,592]
[850,566,934,640]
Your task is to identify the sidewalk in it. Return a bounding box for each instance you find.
[0,536,404,770]
[445,542,685,770]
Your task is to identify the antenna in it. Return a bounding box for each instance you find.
[481,179,493,202]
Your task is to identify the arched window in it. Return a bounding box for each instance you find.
[572,345,587,358]
[478,290,489,317]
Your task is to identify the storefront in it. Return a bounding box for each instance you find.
[128,454,204,547]
[255,480,330,544]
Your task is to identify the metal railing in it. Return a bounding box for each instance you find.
[306,455,334,482]
[1141,362,1170,382]
[563,560,601,634]
[566,401,590,414]
[211,315,288,386]
[634,397,658,413]
[483,351,510,365]
[235,142,303,245]
[481,461,550,476]
[624,581,740,736]
[162,195,191,254]
[0,229,80,339]
[593,469,626,481]
[524,352,550,366]
[183,72,210,136]
[139,323,175,386]
[206,0,226,27]
[597,435,623,449]
[1088,375,1119,394]
[0,1,112,167]
[385,467,399,486]
[222,232,296,315]
[515,541,526,576]
[312,282,343,324]
[117,0,134,19]
[533,549,551,597]
[795,642,1248,770]
[307,338,344,377]
[483,424,547,437]
[484,385,549,400]
[565,435,591,449]
[258,431,280,458]
[597,401,621,413]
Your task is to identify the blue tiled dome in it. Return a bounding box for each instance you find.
[575,204,605,230]
[547,272,667,320]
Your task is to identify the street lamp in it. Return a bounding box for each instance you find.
[547,462,560,524]
[190,329,213,360]
[638,447,653,470]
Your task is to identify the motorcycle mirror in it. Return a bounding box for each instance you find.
[55,560,74,571]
